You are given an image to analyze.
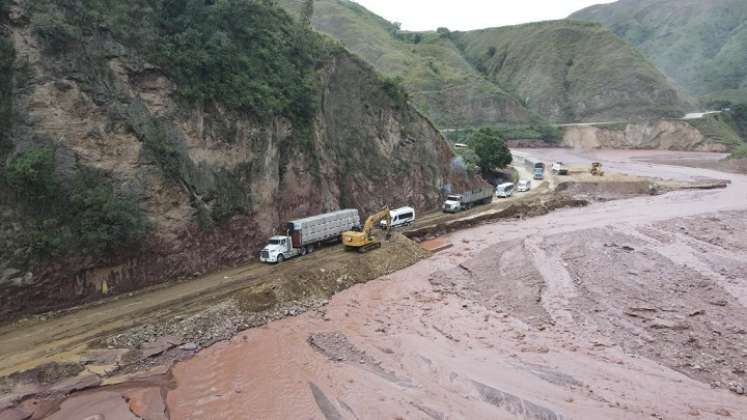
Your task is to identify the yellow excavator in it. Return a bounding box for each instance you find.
[342,208,392,253]
[590,162,605,176]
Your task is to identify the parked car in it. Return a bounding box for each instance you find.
[496,182,515,198]
[517,179,531,192]
[380,206,416,228]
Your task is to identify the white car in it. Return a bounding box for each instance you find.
[517,179,531,192]
[496,182,514,198]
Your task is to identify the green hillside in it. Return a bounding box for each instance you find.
[281,0,692,126]
[279,0,533,128]
[571,0,747,101]
[452,21,691,123]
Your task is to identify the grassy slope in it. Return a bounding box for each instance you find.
[278,0,533,128]
[285,0,692,126]
[686,114,744,146]
[570,0,747,100]
[452,20,691,123]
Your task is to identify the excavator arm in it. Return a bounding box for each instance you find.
[361,208,392,239]
[342,208,391,252]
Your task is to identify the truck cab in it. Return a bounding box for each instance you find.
[442,194,464,213]
[260,236,296,263]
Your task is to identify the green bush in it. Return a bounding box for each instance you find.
[380,76,408,106]
[5,147,147,258]
[730,144,747,159]
[31,10,81,52]
[468,127,512,173]
[154,0,325,121]
[5,147,58,205]
[0,36,14,156]
[68,169,147,254]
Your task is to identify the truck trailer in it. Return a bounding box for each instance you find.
[442,187,493,213]
[260,209,361,263]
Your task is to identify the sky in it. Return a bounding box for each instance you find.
[351,0,617,31]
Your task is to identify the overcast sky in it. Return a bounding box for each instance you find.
[351,0,617,31]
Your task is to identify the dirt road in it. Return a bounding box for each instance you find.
[163,150,745,419]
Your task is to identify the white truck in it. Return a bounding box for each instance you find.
[442,187,493,213]
[260,209,360,264]
[552,161,569,175]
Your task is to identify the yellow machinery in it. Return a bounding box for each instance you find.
[590,162,605,176]
[342,208,392,253]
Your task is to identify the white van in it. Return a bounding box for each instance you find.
[517,179,531,192]
[381,206,416,228]
[496,182,514,198]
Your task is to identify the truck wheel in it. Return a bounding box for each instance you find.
[306,244,314,254]
[300,247,307,256]
[276,254,285,264]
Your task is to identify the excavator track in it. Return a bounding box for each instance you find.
[358,242,382,253]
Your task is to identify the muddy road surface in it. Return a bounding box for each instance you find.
[162,150,747,419]
[3,149,747,419]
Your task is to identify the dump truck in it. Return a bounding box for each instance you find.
[342,208,392,253]
[442,187,493,213]
[260,209,360,264]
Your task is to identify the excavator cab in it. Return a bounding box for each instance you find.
[342,208,392,253]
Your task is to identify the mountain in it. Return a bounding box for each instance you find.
[280,0,691,125]
[451,20,691,122]
[0,0,472,318]
[279,0,534,128]
[571,0,747,103]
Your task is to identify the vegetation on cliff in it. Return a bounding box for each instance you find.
[5,146,146,259]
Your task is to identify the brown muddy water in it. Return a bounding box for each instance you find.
[12,150,747,419]
[162,150,747,420]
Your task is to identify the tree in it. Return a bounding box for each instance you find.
[468,128,512,174]
[301,0,314,27]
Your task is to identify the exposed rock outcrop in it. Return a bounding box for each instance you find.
[562,120,731,152]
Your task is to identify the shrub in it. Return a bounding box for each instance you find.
[468,127,512,173]
[381,76,408,105]
[5,147,58,205]
[30,10,81,52]
[0,36,14,156]
[5,147,147,258]
[730,144,747,159]
[68,169,147,254]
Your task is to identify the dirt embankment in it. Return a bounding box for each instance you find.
[563,120,731,152]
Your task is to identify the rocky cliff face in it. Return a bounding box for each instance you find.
[563,120,731,152]
[0,1,471,320]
